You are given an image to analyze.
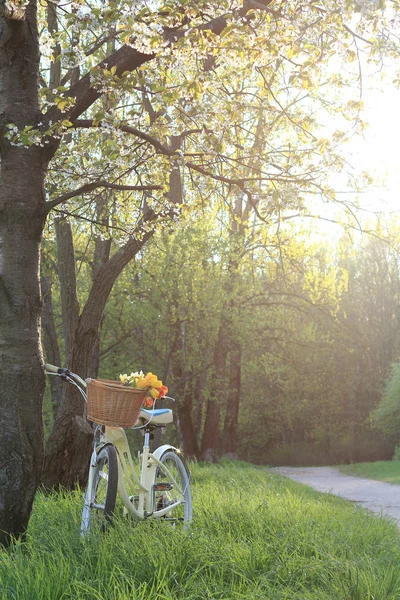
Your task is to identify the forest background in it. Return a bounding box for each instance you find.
[3,0,400,545]
[43,192,400,467]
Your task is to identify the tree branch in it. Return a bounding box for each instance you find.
[84,29,127,57]
[45,0,276,123]
[46,180,163,212]
[99,331,136,359]
[343,24,373,46]
[185,162,245,186]
[51,208,134,235]
[73,119,174,156]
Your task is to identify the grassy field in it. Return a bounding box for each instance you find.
[1,460,400,599]
[339,460,400,484]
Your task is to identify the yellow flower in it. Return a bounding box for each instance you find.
[141,372,162,389]
[119,374,128,383]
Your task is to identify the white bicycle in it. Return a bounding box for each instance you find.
[45,364,192,534]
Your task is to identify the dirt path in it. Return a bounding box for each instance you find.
[271,466,400,525]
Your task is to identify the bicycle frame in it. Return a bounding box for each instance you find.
[95,427,186,519]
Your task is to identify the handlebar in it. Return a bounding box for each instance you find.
[45,363,69,375]
[45,363,86,390]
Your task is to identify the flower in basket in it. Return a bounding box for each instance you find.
[119,371,168,408]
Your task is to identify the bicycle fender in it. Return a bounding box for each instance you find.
[152,444,176,461]
[153,445,191,481]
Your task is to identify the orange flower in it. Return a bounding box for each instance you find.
[156,384,168,398]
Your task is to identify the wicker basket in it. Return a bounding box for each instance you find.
[86,378,148,427]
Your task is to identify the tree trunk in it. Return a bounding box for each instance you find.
[200,399,220,462]
[200,189,246,462]
[55,218,80,367]
[176,380,199,458]
[193,375,205,447]
[0,1,54,544]
[200,322,229,461]
[167,321,199,457]
[89,227,111,378]
[221,344,241,458]
[41,275,63,415]
[0,147,48,544]
[41,336,96,489]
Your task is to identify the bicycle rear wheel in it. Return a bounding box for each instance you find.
[154,450,192,524]
[81,444,118,534]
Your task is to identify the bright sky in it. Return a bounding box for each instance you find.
[345,82,400,215]
[329,4,400,218]
[306,51,400,242]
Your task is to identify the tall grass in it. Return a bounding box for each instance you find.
[1,460,400,599]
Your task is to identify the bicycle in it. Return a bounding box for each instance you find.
[45,364,192,534]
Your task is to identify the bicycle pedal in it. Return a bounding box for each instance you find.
[153,483,173,492]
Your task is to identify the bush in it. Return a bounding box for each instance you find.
[392,445,400,461]
[373,361,400,438]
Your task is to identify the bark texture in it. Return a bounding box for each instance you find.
[169,323,199,458]
[221,345,241,458]
[176,382,199,458]
[55,218,80,367]
[0,1,51,544]
[200,322,229,461]
[41,275,63,414]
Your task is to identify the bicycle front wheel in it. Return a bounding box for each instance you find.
[154,450,192,524]
[81,443,118,534]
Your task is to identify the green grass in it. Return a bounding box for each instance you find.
[339,460,400,484]
[1,460,400,599]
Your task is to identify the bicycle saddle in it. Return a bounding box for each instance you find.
[138,408,173,425]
